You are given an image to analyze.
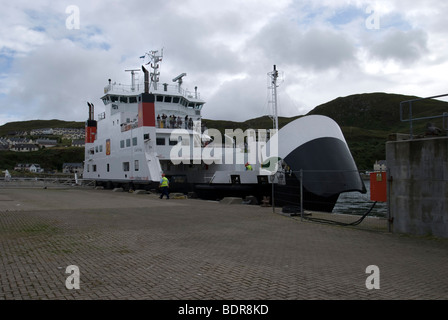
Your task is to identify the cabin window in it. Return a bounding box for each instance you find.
[87,164,90,172]
[120,96,127,103]
[107,164,110,172]
[134,160,139,171]
[129,96,137,103]
[123,162,130,172]
[99,145,103,152]
[92,165,97,172]
[132,137,138,146]
[95,146,99,153]
[126,139,131,147]
[173,97,180,103]
[169,139,178,146]
[164,96,172,103]
[156,95,164,102]
[257,176,269,185]
[120,140,125,148]
[111,96,119,102]
[231,175,241,184]
[188,102,194,108]
[156,138,165,145]
[143,133,150,140]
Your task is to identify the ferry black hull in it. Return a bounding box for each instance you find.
[193,175,340,213]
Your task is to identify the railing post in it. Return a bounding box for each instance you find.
[300,169,304,221]
[271,173,275,214]
[387,167,392,233]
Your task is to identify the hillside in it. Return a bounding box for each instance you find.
[307,92,448,132]
[0,148,84,172]
[0,119,84,136]
[1,92,447,171]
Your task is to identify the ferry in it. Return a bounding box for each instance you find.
[82,50,366,212]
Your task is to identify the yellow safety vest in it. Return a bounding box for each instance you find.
[160,177,169,187]
[246,165,253,171]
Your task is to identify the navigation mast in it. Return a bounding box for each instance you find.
[142,49,164,91]
[268,65,280,132]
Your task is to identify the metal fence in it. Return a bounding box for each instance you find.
[0,177,95,188]
[400,93,448,139]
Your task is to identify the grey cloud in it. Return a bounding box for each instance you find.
[367,29,429,64]
[249,20,356,71]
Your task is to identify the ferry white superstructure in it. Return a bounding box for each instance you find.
[83,50,252,191]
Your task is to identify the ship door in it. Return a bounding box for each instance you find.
[231,175,241,184]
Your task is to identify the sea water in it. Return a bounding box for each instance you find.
[332,180,387,217]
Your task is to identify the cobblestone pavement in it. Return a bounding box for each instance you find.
[1,187,448,300]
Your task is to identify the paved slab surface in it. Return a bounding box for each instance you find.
[1,187,448,300]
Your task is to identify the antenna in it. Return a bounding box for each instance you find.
[268,65,280,132]
[125,69,140,91]
[172,73,187,93]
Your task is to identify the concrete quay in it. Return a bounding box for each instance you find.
[1,186,448,300]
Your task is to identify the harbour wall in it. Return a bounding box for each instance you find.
[386,136,448,238]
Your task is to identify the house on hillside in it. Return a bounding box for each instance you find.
[30,128,53,135]
[14,163,43,173]
[10,143,39,152]
[62,163,83,174]
[7,131,28,136]
[72,139,85,147]
[373,160,387,172]
[36,138,58,148]
[7,137,34,146]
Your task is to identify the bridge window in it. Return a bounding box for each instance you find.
[120,96,127,103]
[129,96,137,103]
[123,162,130,172]
[173,97,180,103]
[156,95,164,102]
[165,96,172,103]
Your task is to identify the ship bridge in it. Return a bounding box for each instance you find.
[100,70,205,130]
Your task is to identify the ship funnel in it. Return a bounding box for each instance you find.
[142,65,149,93]
[87,102,94,121]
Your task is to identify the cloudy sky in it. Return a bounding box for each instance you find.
[1,0,448,125]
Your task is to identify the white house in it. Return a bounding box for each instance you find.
[373,160,387,172]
